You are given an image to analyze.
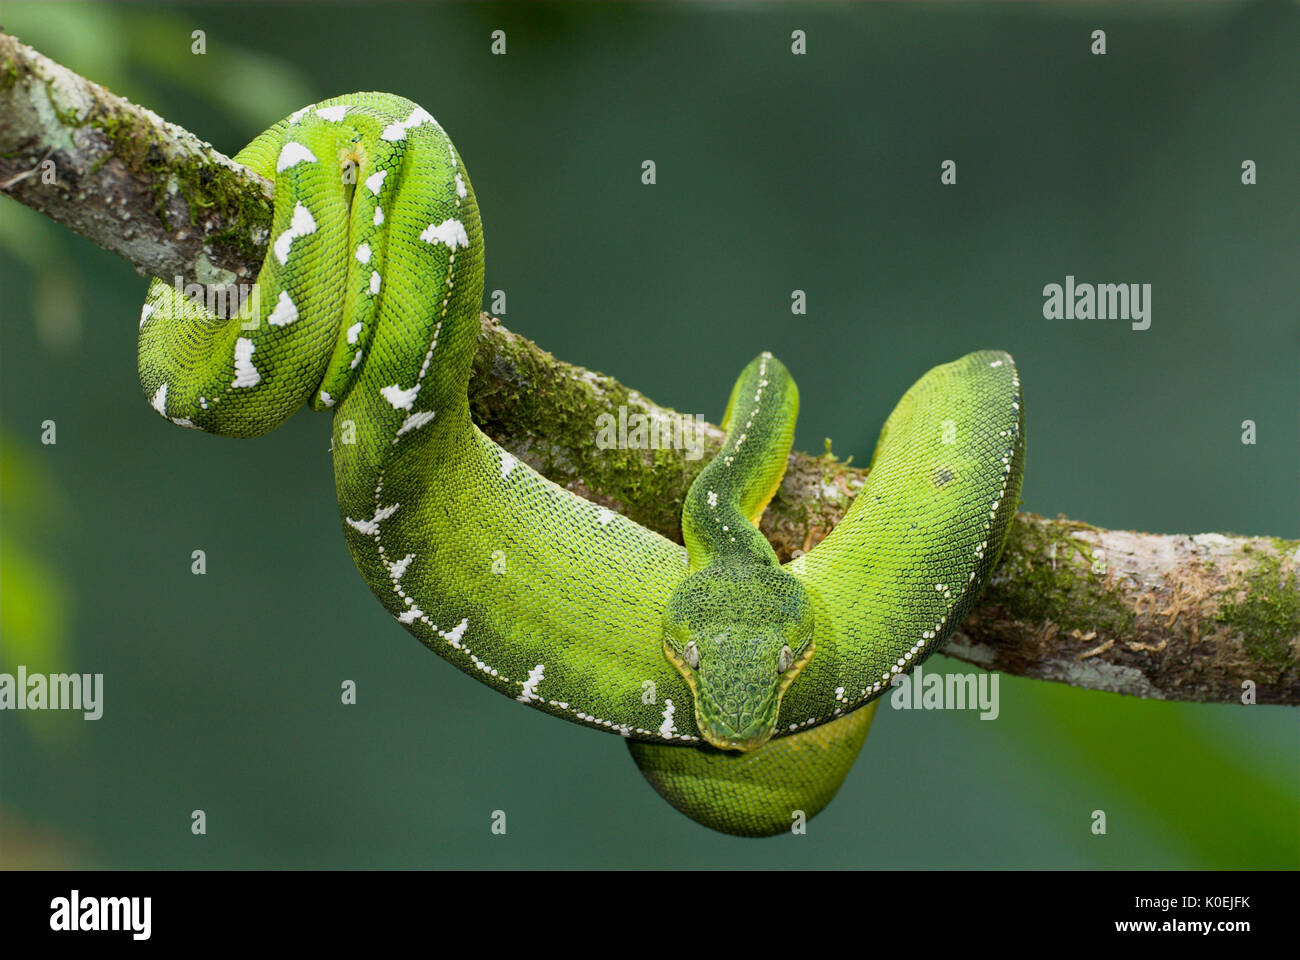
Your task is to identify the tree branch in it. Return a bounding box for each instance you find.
[3,32,1297,705]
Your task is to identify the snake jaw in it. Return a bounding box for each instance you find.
[698,723,770,753]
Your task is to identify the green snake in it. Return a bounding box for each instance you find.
[137,93,1025,837]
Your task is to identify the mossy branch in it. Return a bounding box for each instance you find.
[0,31,272,293]
[3,32,1297,705]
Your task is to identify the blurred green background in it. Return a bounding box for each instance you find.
[1,1,1296,868]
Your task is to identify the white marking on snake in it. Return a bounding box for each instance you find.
[455,173,467,198]
[416,323,443,379]
[369,271,381,294]
[396,410,435,437]
[380,106,435,141]
[500,452,518,478]
[315,105,347,122]
[355,242,371,264]
[380,383,421,411]
[419,219,469,250]
[266,290,298,327]
[319,391,334,408]
[272,202,317,265]
[346,322,363,344]
[441,618,469,648]
[388,553,415,581]
[346,503,399,535]
[231,338,261,388]
[276,142,317,171]
[150,383,168,416]
[287,105,313,124]
[597,508,614,526]
[365,170,387,195]
[373,206,384,226]
[397,606,423,624]
[140,304,154,328]
[517,664,545,703]
[659,699,677,739]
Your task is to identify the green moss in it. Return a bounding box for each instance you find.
[985,515,1136,637]
[1217,548,1300,673]
[77,99,270,258]
[467,328,713,541]
[1,55,22,92]
[8,45,269,264]
[47,95,81,128]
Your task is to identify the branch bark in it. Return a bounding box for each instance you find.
[3,32,1297,705]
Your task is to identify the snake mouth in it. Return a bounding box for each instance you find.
[696,715,775,753]
[692,687,783,752]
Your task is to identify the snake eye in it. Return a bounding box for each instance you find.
[682,640,699,669]
[777,644,794,674]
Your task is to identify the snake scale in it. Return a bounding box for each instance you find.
[138,93,1025,837]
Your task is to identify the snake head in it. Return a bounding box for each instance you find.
[662,566,815,752]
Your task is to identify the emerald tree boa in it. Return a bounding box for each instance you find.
[138,93,1025,837]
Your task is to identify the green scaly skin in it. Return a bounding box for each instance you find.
[137,93,1026,839]
[659,352,815,753]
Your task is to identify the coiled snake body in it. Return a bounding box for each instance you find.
[139,93,1025,837]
